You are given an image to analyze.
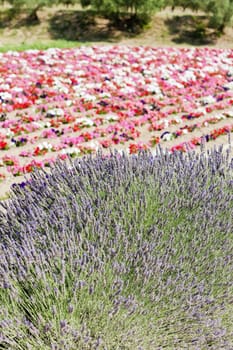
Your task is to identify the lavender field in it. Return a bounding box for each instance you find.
[1,0,233,346]
[0,146,233,349]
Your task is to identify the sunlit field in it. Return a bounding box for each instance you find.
[0,46,232,196]
[0,44,233,349]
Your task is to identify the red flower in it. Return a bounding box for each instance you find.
[33,147,48,156]
[50,120,61,128]
[129,144,139,154]
[206,106,213,113]
[149,136,160,146]
[24,164,33,173]
[73,124,80,132]
[82,132,93,141]
[60,115,76,124]
[170,144,186,152]
[191,137,201,146]
[0,141,8,150]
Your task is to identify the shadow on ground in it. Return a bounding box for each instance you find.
[165,14,217,45]
[0,8,18,28]
[0,7,150,43]
[0,8,41,29]
[48,10,121,42]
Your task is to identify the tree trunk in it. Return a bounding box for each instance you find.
[27,5,41,24]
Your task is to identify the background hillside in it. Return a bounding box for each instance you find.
[0,4,232,50]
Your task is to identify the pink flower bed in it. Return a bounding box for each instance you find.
[0,46,233,182]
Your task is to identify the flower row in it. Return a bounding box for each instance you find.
[0,46,232,182]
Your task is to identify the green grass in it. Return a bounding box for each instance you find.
[0,39,90,53]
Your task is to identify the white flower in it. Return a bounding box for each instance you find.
[76,117,94,127]
[61,147,80,155]
[180,71,196,82]
[216,114,225,120]
[12,87,23,93]
[99,92,111,98]
[47,108,64,117]
[53,84,69,94]
[26,49,39,54]
[76,70,86,76]
[202,66,218,73]
[147,84,162,94]
[84,94,97,102]
[64,68,73,74]
[43,121,51,128]
[15,98,23,104]
[38,142,53,150]
[7,51,19,56]
[33,122,44,129]
[0,84,10,90]
[120,87,135,94]
[174,117,182,124]
[223,81,233,90]
[104,114,119,121]
[163,133,173,141]
[158,119,169,128]
[142,69,153,75]
[10,141,17,148]
[196,107,207,115]
[224,110,233,117]
[2,129,14,137]
[86,141,99,151]
[0,92,12,101]
[167,79,184,89]
[200,96,216,105]
[66,100,73,107]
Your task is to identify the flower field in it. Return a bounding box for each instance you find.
[0,45,233,349]
[0,45,233,195]
[1,150,233,349]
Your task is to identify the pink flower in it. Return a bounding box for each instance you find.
[0,45,232,183]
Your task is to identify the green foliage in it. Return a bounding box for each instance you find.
[166,0,206,11]
[76,0,165,34]
[167,0,233,33]
[0,40,85,52]
[8,0,53,8]
[7,0,58,23]
[83,0,165,16]
[206,0,233,32]
[3,0,233,40]
[80,0,91,7]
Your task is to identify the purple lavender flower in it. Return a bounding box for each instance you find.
[0,148,232,349]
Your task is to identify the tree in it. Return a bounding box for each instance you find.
[80,0,91,7]
[81,0,165,16]
[167,0,233,33]
[206,0,233,33]
[166,0,206,12]
[7,0,58,22]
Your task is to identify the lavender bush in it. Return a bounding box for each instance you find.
[0,146,233,349]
